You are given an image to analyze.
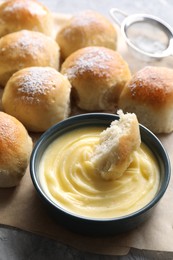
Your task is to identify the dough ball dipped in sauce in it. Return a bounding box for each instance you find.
[39,111,160,219]
[90,110,141,180]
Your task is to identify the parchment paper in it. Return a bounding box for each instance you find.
[0,13,173,256]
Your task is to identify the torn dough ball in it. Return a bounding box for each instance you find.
[90,110,141,180]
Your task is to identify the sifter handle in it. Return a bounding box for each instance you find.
[109,8,128,27]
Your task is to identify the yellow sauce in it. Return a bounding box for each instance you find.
[39,127,160,219]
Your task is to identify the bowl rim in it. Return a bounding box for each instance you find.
[30,113,171,222]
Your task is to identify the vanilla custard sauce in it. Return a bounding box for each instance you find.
[39,127,160,218]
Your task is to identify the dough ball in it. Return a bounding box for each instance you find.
[0,111,33,187]
[56,10,117,60]
[118,66,173,134]
[2,67,71,132]
[0,30,60,87]
[0,0,53,37]
[61,46,131,112]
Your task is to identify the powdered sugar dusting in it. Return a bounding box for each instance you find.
[2,1,46,16]
[11,31,46,57]
[63,13,100,39]
[17,68,57,103]
[71,13,98,27]
[65,49,113,79]
[3,2,28,12]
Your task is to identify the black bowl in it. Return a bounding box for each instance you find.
[30,113,171,235]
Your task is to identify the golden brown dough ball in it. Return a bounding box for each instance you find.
[61,46,131,112]
[118,66,173,134]
[2,67,72,132]
[0,111,33,187]
[0,30,60,87]
[0,0,53,37]
[56,10,117,60]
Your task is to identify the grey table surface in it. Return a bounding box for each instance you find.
[1,0,173,259]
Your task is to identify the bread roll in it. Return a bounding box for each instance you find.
[0,30,60,87]
[2,67,72,132]
[90,110,141,180]
[56,10,117,60]
[0,111,33,187]
[2,67,71,132]
[118,66,173,134]
[0,0,53,37]
[61,46,131,112]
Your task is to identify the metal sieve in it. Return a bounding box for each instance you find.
[110,8,173,59]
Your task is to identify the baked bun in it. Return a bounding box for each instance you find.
[118,66,173,134]
[0,30,60,87]
[90,110,141,180]
[2,67,71,132]
[61,46,131,112]
[0,0,53,37]
[56,10,117,60]
[0,111,33,187]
